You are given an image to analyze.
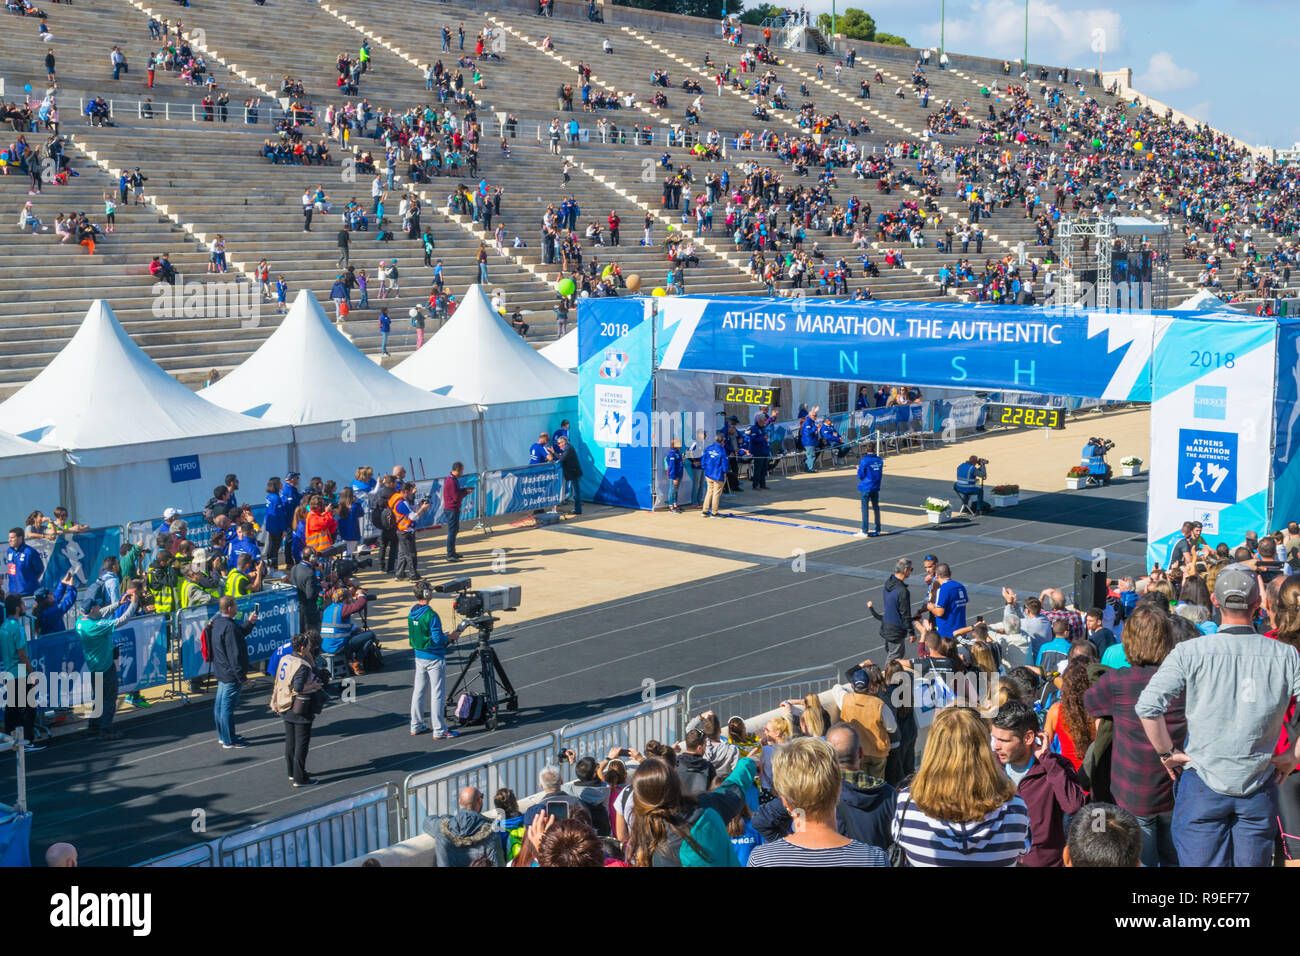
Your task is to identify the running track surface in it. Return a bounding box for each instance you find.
[8,474,1148,864]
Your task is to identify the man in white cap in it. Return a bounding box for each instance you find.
[156,507,181,536]
[1137,563,1300,866]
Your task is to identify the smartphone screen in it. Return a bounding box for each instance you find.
[544,800,569,820]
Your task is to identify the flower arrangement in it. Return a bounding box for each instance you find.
[1120,456,1142,467]
[992,484,1020,496]
[1068,465,1090,478]
[923,497,952,512]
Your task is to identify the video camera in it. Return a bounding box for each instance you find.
[975,457,989,467]
[1086,437,1115,455]
[434,578,522,621]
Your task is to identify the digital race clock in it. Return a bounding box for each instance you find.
[988,403,1066,429]
[715,384,783,407]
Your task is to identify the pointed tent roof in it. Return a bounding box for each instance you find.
[540,328,578,372]
[0,300,290,456]
[200,290,476,425]
[391,284,577,405]
[1174,288,1249,313]
[0,428,64,480]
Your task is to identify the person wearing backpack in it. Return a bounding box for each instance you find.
[372,475,399,574]
[271,630,324,787]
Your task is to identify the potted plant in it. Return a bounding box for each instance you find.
[923,496,952,523]
[1120,456,1143,477]
[991,484,1020,507]
[1066,465,1090,490]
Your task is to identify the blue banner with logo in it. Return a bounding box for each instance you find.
[169,455,202,483]
[30,527,123,592]
[1272,321,1300,534]
[25,612,170,702]
[410,474,479,530]
[481,464,564,517]
[177,588,300,680]
[578,297,656,509]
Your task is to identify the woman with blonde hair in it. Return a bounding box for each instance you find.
[759,714,793,793]
[891,707,1031,866]
[626,750,758,867]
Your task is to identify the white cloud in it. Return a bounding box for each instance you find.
[910,0,1125,68]
[1134,51,1199,92]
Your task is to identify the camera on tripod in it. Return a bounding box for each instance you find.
[434,577,522,619]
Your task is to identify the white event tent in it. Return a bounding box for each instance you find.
[1174,288,1249,312]
[392,284,577,470]
[0,300,292,527]
[0,429,66,521]
[200,290,480,481]
[539,328,578,372]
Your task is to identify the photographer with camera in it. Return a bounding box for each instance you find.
[409,580,466,739]
[1081,437,1114,486]
[954,455,990,514]
[320,585,377,676]
[394,482,431,581]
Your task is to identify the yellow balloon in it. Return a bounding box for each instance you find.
[1134,141,1143,151]
[652,287,667,297]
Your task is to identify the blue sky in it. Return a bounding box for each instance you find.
[800,0,1296,148]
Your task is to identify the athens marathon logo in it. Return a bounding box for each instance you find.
[599,350,629,379]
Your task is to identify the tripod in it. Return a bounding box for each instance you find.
[444,618,518,731]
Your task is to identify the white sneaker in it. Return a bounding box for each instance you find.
[852,531,869,538]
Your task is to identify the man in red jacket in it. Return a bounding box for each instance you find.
[442,461,468,562]
[607,211,620,246]
[992,699,1086,866]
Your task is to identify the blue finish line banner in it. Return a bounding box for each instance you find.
[648,297,1165,400]
[28,527,124,592]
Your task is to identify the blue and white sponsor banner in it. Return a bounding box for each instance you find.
[1271,320,1300,532]
[177,588,300,680]
[409,474,479,530]
[27,527,123,592]
[1147,316,1276,568]
[482,464,564,516]
[26,612,170,702]
[578,298,655,509]
[650,296,1167,400]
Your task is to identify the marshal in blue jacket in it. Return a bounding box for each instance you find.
[857,454,884,493]
[701,441,728,481]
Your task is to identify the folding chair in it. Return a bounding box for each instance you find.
[877,420,900,454]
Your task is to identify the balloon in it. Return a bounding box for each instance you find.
[1092,138,1102,148]
[408,308,418,318]
[579,290,590,299]
[652,287,667,297]
[625,274,642,292]
[1134,141,1143,151]
[557,277,576,296]
[666,223,676,231]
[23,84,32,93]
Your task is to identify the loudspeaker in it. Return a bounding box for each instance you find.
[1073,555,1108,610]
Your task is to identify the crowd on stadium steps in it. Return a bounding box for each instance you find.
[406,526,1300,867]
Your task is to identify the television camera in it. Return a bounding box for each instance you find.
[435,578,521,730]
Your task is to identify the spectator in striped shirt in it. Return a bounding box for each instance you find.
[891,707,1032,866]
[748,737,888,867]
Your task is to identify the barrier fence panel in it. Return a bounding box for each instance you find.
[402,732,560,836]
[216,784,399,867]
[133,842,217,867]
[684,665,842,732]
[557,692,682,760]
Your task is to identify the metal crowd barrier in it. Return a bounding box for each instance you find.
[556,692,682,759]
[215,784,400,867]
[134,842,217,867]
[683,664,842,732]
[401,732,560,834]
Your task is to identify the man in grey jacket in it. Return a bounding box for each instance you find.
[425,786,505,867]
[1137,564,1300,866]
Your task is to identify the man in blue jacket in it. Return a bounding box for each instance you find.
[281,472,303,517]
[6,528,45,597]
[746,414,771,490]
[33,574,78,634]
[800,406,821,471]
[700,431,728,517]
[954,454,988,513]
[856,450,884,536]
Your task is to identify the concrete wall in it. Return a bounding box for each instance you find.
[495,0,721,38]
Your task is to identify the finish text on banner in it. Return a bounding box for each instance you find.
[25,613,169,703]
[481,464,564,517]
[178,588,300,680]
